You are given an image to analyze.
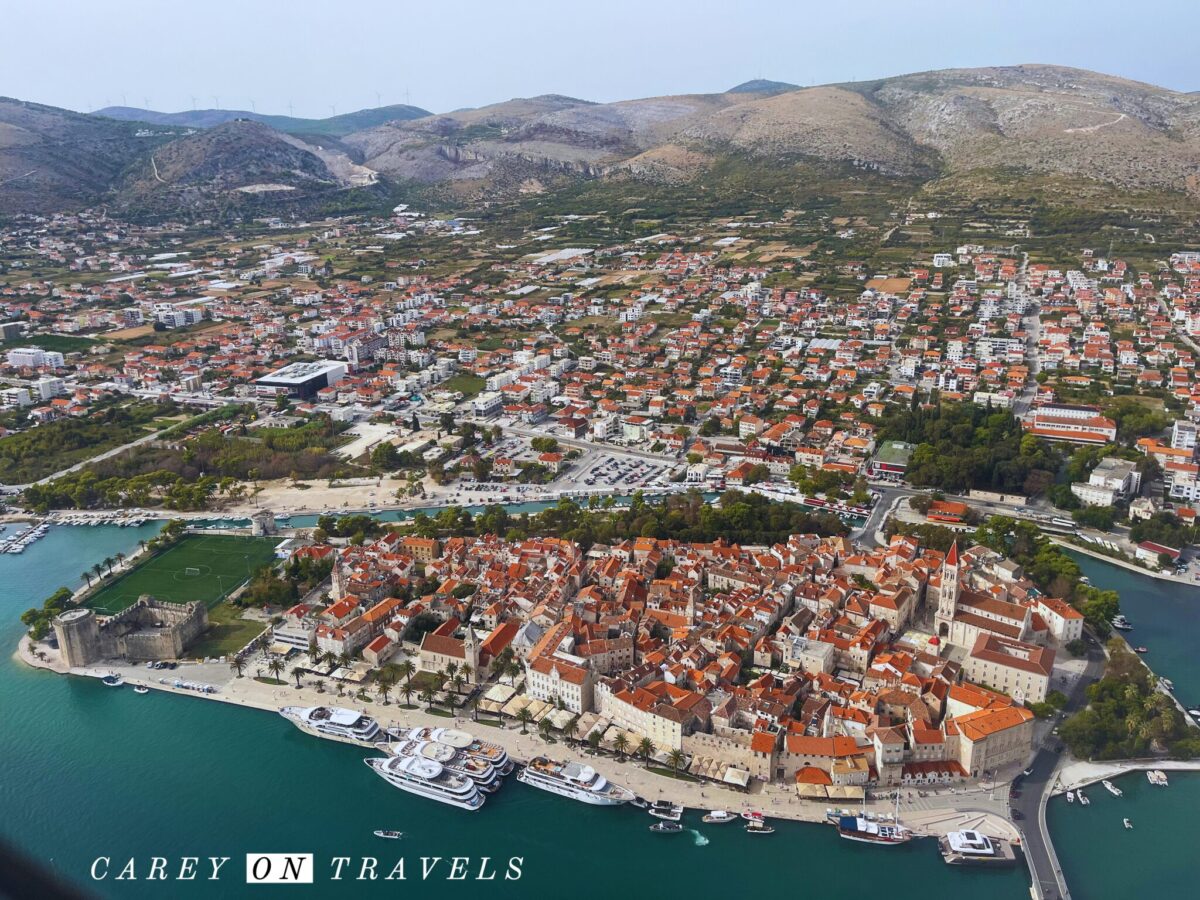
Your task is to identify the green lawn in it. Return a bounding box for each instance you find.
[187,601,268,659]
[85,534,280,614]
[440,373,486,398]
[3,333,97,353]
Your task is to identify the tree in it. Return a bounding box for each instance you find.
[377,678,393,705]
[565,715,581,746]
[103,556,115,575]
[81,571,92,587]
[267,657,285,682]
[666,748,686,778]
[230,655,245,678]
[613,732,630,758]
[398,660,417,706]
[637,737,656,766]
[419,686,436,711]
[516,707,533,734]
[537,717,553,741]
[293,667,304,689]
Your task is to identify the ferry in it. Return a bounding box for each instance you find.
[836,815,913,846]
[382,738,502,792]
[401,727,515,776]
[1103,779,1122,797]
[649,821,682,834]
[648,801,684,821]
[364,756,484,811]
[938,830,1018,867]
[280,706,381,745]
[1111,615,1133,631]
[701,810,737,824]
[516,757,635,806]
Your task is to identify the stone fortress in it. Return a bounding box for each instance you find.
[53,596,208,668]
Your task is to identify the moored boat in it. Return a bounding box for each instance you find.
[516,756,634,805]
[836,815,913,845]
[648,801,684,821]
[938,830,1017,867]
[1103,779,1122,797]
[701,810,737,824]
[382,738,502,792]
[649,821,682,834]
[744,818,775,834]
[280,706,381,745]
[364,756,484,811]
[133,685,149,694]
[101,674,124,687]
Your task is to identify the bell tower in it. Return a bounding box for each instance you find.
[935,541,960,635]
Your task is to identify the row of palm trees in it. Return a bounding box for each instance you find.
[513,711,689,777]
[80,550,130,588]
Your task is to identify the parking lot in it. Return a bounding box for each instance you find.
[577,453,672,489]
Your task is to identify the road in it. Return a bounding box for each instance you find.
[1010,635,1106,900]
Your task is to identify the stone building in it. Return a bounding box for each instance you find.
[53,598,209,667]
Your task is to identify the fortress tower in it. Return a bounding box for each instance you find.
[53,608,102,668]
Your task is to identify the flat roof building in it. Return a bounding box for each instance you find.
[255,360,347,400]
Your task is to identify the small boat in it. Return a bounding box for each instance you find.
[1188,709,1200,720]
[1160,678,1175,692]
[1066,790,1075,803]
[1078,790,1090,806]
[1135,646,1148,654]
[101,675,124,687]
[1111,615,1133,631]
[740,810,766,822]
[1103,780,1122,797]
[133,686,149,694]
[649,821,683,834]
[648,802,683,821]
[1123,818,1132,829]
[373,830,403,840]
[701,810,737,824]
[629,797,649,809]
[744,819,775,835]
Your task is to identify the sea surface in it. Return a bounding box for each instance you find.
[0,523,1184,899]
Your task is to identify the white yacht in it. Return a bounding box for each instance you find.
[382,738,502,792]
[280,706,381,745]
[404,727,515,776]
[1103,779,1122,797]
[365,755,485,811]
[938,830,1018,867]
[516,756,635,805]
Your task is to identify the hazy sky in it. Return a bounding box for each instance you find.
[5,1,1195,117]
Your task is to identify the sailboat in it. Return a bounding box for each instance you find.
[836,790,912,846]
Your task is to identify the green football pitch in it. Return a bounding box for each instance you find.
[85,534,281,614]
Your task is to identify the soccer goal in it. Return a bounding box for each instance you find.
[184,567,202,577]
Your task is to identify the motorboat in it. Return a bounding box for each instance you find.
[938,830,1018,867]
[647,801,683,821]
[1123,818,1132,830]
[101,675,124,687]
[1102,780,1122,797]
[373,830,403,839]
[744,818,775,835]
[701,810,737,824]
[649,821,683,834]
[133,686,149,694]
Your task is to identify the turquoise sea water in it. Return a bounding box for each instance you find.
[0,524,1179,899]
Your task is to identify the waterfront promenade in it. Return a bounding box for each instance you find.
[17,636,1019,840]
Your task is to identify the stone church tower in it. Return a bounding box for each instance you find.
[934,541,961,637]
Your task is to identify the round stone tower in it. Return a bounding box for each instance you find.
[53,608,101,668]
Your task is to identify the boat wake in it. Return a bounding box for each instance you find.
[689,829,709,846]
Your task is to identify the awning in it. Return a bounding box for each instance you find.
[722,767,751,787]
[795,783,829,799]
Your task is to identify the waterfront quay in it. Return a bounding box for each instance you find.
[17,636,1018,841]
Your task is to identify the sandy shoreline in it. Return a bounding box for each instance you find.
[15,635,1018,840]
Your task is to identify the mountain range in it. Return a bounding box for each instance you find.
[2,65,1199,217]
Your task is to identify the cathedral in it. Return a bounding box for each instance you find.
[933,542,1032,649]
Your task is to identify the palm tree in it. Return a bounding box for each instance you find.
[378,679,393,705]
[419,686,436,711]
[613,733,630,759]
[81,571,92,588]
[458,663,473,685]
[230,655,245,678]
[115,551,126,570]
[397,660,416,706]
[138,539,147,554]
[637,737,656,767]
[537,717,553,742]
[103,556,115,575]
[338,651,352,670]
[506,659,522,686]
[267,657,285,683]
[516,707,533,734]
[307,640,319,662]
[292,667,304,689]
[666,749,686,779]
[565,715,580,747]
